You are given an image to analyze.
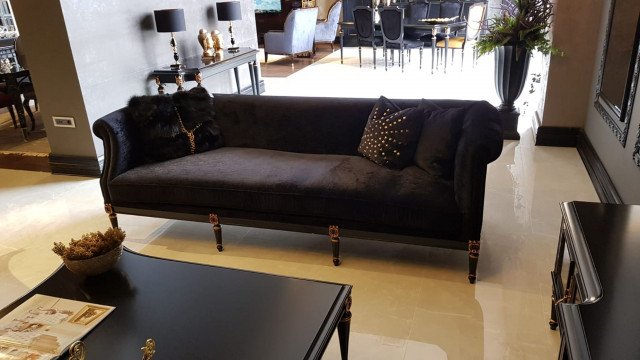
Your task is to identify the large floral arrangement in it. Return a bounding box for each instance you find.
[476,0,562,59]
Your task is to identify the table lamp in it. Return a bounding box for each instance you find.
[216,1,242,53]
[154,8,187,68]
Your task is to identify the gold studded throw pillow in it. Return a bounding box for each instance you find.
[357,96,425,170]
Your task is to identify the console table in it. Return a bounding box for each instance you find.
[550,201,640,359]
[151,47,260,95]
[0,249,352,359]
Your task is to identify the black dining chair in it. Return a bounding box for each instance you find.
[379,6,423,71]
[0,78,37,130]
[353,6,384,69]
[440,0,462,19]
[20,81,38,130]
[0,91,17,128]
[404,1,430,41]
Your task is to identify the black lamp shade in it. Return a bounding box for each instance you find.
[216,2,242,21]
[154,9,186,32]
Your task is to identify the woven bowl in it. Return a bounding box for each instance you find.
[62,244,123,276]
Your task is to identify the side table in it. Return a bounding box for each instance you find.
[550,201,640,359]
[151,47,260,95]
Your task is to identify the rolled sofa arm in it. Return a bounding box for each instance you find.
[92,107,142,204]
[454,101,503,241]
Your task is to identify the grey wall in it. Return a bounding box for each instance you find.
[583,1,640,204]
[12,0,258,162]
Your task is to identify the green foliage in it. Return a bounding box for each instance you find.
[476,0,563,58]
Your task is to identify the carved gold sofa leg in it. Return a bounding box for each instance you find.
[329,225,341,266]
[209,213,223,252]
[468,240,480,284]
[104,204,118,228]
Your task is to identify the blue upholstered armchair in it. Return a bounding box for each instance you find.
[264,7,319,62]
[314,1,342,51]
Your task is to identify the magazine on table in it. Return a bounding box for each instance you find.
[0,294,114,360]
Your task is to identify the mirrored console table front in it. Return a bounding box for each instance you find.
[550,201,640,359]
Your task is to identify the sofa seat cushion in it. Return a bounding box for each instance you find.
[109,147,462,237]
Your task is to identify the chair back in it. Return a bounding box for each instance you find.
[327,1,343,34]
[379,6,405,45]
[327,0,343,24]
[315,1,343,42]
[465,2,486,41]
[406,1,428,23]
[353,6,376,42]
[283,7,320,53]
[440,0,462,19]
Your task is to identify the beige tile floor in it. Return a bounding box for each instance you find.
[0,50,599,359]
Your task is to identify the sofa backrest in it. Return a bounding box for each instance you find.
[212,94,497,157]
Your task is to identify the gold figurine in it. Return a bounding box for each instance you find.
[198,29,215,58]
[141,338,156,360]
[212,30,224,51]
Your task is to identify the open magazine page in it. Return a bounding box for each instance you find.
[0,294,114,360]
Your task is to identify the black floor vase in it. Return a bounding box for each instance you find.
[494,45,530,140]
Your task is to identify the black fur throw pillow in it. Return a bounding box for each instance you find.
[127,87,223,164]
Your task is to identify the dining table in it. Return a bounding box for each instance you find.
[338,20,467,74]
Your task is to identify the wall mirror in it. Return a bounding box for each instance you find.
[594,0,640,146]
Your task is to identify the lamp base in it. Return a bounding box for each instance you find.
[170,63,182,69]
[227,47,240,53]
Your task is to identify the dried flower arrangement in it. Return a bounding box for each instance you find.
[53,227,126,261]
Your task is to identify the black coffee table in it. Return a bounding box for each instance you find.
[0,248,352,359]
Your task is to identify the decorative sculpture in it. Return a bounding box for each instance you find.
[141,338,156,360]
[198,29,215,58]
[212,30,224,51]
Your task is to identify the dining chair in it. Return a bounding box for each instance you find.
[379,6,423,72]
[439,0,462,19]
[0,91,17,128]
[435,2,486,68]
[20,81,37,130]
[0,78,37,130]
[314,0,343,52]
[353,6,383,69]
[404,1,430,42]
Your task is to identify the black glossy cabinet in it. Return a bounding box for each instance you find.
[550,201,640,359]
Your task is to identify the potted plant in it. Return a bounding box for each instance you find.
[53,227,126,276]
[475,0,562,140]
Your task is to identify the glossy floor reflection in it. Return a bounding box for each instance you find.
[0,122,598,358]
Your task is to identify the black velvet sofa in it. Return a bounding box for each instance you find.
[93,94,503,283]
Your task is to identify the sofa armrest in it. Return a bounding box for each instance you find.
[92,107,142,204]
[454,101,503,241]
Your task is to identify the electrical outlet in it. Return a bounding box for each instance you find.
[52,116,75,128]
